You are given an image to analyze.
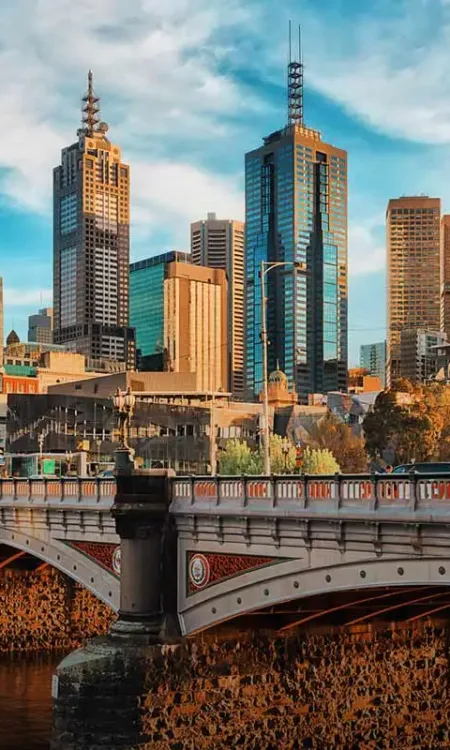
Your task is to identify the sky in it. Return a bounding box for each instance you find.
[1,0,450,365]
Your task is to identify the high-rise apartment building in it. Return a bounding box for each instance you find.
[441,215,450,340]
[387,197,441,384]
[28,307,53,344]
[130,251,190,369]
[191,213,245,398]
[360,341,386,387]
[164,262,228,392]
[245,42,347,403]
[0,277,3,367]
[400,328,446,384]
[53,72,135,367]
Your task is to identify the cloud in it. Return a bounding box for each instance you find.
[301,0,450,145]
[3,288,53,307]
[348,218,386,277]
[0,0,253,217]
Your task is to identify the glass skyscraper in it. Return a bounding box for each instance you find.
[245,56,348,402]
[130,252,190,365]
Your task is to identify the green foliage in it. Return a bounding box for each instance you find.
[307,413,368,473]
[301,446,340,475]
[269,434,297,474]
[218,435,296,475]
[218,439,262,475]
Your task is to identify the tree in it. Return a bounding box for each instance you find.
[218,435,297,475]
[307,413,368,473]
[218,439,262,475]
[363,382,442,463]
[363,390,406,460]
[301,447,340,474]
[269,435,297,474]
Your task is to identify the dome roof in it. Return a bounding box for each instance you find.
[6,329,20,346]
[269,366,288,386]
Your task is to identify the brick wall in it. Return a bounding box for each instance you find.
[52,625,450,749]
[0,568,115,651]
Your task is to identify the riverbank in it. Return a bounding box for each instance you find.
[0,568,115,652]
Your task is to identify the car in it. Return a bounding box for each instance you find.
[391,462,450,474]
[96,469,115,478]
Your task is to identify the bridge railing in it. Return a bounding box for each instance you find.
[0,478,117,505]
[171,474,450,511]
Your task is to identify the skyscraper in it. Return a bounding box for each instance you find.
[130,251,190,369]
[441,215,450,339]
[245,34,347,402]
[191,213,245,398]
[53,72,135,367]
[164,262,228,392]
[387,197,441,384]
[360,341,386,387]
[28,307,53,344]
[0,277,3,367]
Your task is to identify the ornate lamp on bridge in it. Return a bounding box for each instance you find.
[112,386,136,474]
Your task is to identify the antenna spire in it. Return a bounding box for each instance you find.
[287,22,304,127]
[81,70,100,136]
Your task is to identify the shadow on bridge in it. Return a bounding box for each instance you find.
[209,584,450,634]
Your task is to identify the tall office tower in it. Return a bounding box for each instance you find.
[130,251,191,369]
[0,277,3,367]
[441,215,450,339]
[245,33,348,403]
[360,341,386,387]
[53,72,135,367]
[164,262,228,392]
[387,197,441,385]
[28,307,53,344]
[400,328,447,384]
[191,213,245,398]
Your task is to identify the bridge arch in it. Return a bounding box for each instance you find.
[0,525,119,610]
[179,554,450,635]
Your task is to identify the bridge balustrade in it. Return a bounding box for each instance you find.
[0,478,117,504]
[171,474,450,512]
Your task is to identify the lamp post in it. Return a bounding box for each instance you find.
[113,386,136,473]
[260,260,302,475]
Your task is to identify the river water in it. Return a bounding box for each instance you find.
[0,653,59,750]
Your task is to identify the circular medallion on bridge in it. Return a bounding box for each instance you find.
[189,553,210,589]
[112,546,121,576]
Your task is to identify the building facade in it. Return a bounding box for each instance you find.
[360,341,386,387]
[0,277,3,367]
[130,251,190,369]
[164,262,228,393]
[387,197,441,385]
[28,307,53,344]
[399,328,447,384]
[191,213,245,398]
[441,215,450,340]
[245,57,347,403]
[53,71,135,367]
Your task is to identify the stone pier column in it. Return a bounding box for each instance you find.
[51,468,180,750]
[111,468,178,638]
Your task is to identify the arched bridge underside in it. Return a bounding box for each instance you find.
[172,475,450,635]
[0,526,119,609]
[0,480,120,609]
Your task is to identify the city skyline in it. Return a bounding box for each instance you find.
[2,0,450,364]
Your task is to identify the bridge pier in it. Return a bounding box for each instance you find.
[51,468,180,750]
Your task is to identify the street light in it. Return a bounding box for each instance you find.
[260,260,306,475]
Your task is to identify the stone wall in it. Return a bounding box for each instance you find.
[52,625,450,750]
[0,568,115,651]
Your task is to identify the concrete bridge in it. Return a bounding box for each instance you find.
[0,477,120,608]
[4,472,450,631]
[45,469,450,750]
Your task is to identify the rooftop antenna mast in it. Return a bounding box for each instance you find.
[287,21,304,127]
[82,70,100,137]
